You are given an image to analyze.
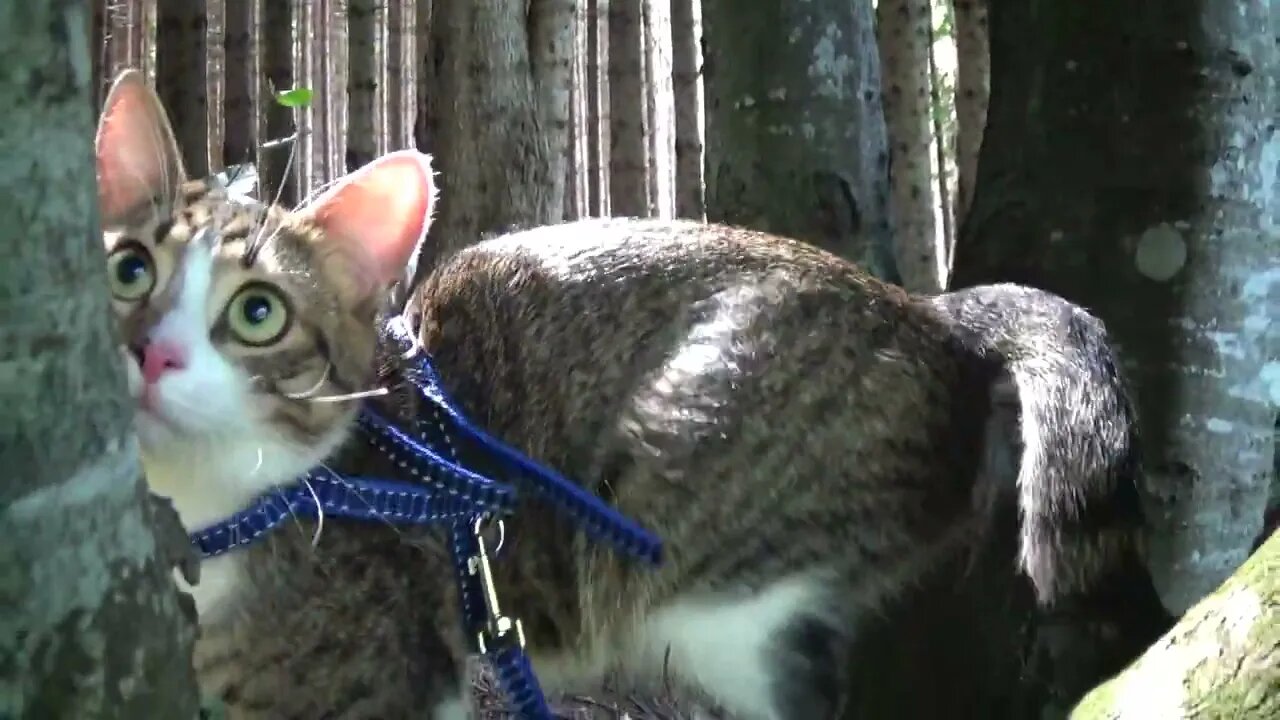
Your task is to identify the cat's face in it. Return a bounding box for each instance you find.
[94,70,436,518]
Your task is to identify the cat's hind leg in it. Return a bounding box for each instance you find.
[619,572,849,720]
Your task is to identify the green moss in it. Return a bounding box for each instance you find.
[1071,533,1280,720]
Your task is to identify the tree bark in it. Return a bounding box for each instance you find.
[926,2,955,281]
[1071,531,1280,720]
[222,0,258,169]
[877,0,941,292]
[669,0,704,220]
[951,0,988,224]
[424,0,573,272]
[585,0,610,216]
[644,0,675,219]
[608,0,649,216]
[259,0,298,206]
[347,0,385,171]
[387,0,418,150]
[0,1,199,716]
[953,0,1279,616]
[155,0,210,177]
[701,0,897,280]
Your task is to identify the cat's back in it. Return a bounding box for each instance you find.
[411,218,966,473]
[415,217,928,357]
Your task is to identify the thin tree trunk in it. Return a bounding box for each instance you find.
[530,0,576,222]
[644,0,676,219]
[205,0,226,174]
[155,0,210,177]
[1072,531,1280,719]
[259,0,298,206]
[320,0,349,184]
[927,1,954,283]
[701,0,896,280]
[293,0,316,195]
[669,0,704,220]
[413,0,435,154]
[951,0,988,224]
[608,0,649,216]
[566,4,591,219]
[953,0,1278,620]
[223,0,258,169]
[347,0,385,170]
[387,0,417,150]
[0,2,199,714]
[587,0,611,216]
[424,0,573,273]
[878,0,941,292]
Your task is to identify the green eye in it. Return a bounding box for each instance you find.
[106,243,156,301]
[225,284,291,346]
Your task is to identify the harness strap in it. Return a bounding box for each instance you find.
[190,467,511,559]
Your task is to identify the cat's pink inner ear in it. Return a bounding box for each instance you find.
[303,150,437,297]
[95,70,186,225]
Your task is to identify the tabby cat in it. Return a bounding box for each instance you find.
[96,70,1156,720]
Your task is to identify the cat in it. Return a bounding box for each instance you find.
[96,69,1159,720]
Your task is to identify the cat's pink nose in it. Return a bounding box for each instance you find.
[138,340,187,384]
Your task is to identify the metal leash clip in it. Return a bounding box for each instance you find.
[467,516,526,654]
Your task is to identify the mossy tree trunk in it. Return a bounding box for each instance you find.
[0,1,199,715]
[1072,531,1280,720]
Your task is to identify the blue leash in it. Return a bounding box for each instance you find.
[190,318,664,718]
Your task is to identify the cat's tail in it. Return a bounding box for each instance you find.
[929,284,1153,608]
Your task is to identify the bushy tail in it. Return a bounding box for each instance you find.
[930,283,1148,607]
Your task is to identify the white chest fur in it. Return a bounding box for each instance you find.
[141,432,319,618]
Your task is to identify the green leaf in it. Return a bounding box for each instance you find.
[274,87,314,108]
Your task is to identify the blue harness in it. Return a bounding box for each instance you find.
[189,318,664,717]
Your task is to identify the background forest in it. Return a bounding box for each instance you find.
[1,0,1277,718]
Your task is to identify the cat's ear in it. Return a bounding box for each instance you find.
[294,150,437,303]
[95,70,187,226]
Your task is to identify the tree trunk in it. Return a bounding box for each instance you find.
[608,0,649,216]
[669,0,704,220]
[585,0,610,216]
[926,1,955,281]
[424,0,573,271]
[1072,531,1280,720]
[877,0,941,292]
[644,0,675,219]
[701,0,897,280]
[222,0,258,169]
[953,0,1279,617]
[0,1,199,715]
[387,0,418,150]
[950,0,988,224]
[565,2,590,219]
[347,0,385,171]
[155,0,210,177]
[259,0,298,206]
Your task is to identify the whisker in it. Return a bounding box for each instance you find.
[307,388,390,404]
[283,364,331,400]
[319,461,404,537]
[245,129,302,264]
[298,475,325,549]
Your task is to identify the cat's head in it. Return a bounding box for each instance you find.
[95,70,436,522]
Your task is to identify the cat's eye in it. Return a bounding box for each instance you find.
[106,243,156,301]
[225,283,291,346]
